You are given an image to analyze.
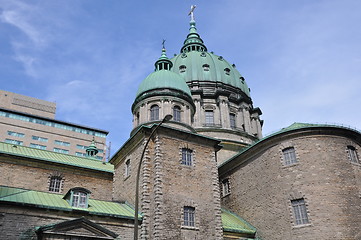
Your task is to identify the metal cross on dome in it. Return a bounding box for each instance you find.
[188,5,196,21]
[162,39,166,49]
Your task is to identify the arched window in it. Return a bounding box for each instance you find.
[150,105,159,121]
[49,176,63,193]
[173,106,181,122]
[224,68,231,75]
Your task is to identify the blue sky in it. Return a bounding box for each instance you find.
[1,0,361,156]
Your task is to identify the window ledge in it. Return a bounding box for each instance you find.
[181,226,199,231]
[350,161,361,166]
[282,162,299,168]
[292,223,312,229]
[222,193,230,198]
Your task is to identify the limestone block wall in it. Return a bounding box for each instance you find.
[112,128,223,239]
[221,134,361,239]
[0,157,113,201]
[141,134,223,239]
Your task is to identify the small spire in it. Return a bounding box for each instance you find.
[86,137,99,158]
[154,41,173,71]
[181,6,207,53]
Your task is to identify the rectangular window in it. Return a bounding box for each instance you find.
[72,191,87,208]
[183,206,195,227]
[7,131,25,138]
[181,148,193,166]
[282,147,297,165]
[5,139,23,146]
[291,198,309,225]
[76,152,86,157]
[222,179,230,196]
[205,110,214,125]
[53,148,69,154]
[229,113,236,129]
[0,110,106,138]
[150,105,159,121]
[173,106,181,122]
[30,143,47,150]
[32,135,48,142]
[347,146,359,163]
[77,144,87,150]
[49,177,62,192]
[54,140,70,146]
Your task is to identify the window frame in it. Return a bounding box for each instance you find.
[205,110,214,126]
[347,145,359,164]
[183,206,195,227]
[181,148,193,166]
[150,105,159,121]
[5,138,23,145]
[71,191,88,208]
[49,176,63,193]
[229,113,236,129]
[125,159,131,178]
[291,198,309,225]
[173,105,181,122]
[222,179,231,197]
[30,143,47,150]
[7,131,25,138]
[282,147,297,166]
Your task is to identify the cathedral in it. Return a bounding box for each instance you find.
[0,9,360,240]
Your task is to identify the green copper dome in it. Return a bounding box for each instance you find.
[171,20,250,98]
[133,48,193,109]
[135,70,192,98]
[171,51,250,97]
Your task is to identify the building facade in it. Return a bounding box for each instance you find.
[0,90,108,160]
[0,11,360,240]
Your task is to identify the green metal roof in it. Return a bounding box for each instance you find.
[0,186,137,219]
[0,142,113,173]
[171,51,250,97]
[136,70,192,98]
[221,208,256,235]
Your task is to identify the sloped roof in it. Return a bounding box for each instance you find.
[221,208,256,235]
[0,142,113,173]
[0,186,136,219]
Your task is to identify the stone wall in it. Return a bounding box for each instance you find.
[141,133,223,239]
[221,134,361,239]
[0,205,134,239]
[112,127,224,239]
[0,156,113,201]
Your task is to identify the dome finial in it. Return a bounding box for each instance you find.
[155,40,173,71]
[181,5,207,53]
[86,136,99,158]
[188,5,196,22]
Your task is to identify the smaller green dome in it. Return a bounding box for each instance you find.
[135,70,192,98]
[133,48,194,112]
